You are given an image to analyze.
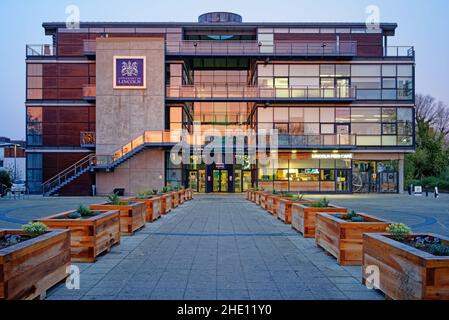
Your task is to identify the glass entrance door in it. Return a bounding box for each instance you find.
[188,171,198,192]
[242,171,252,192]
[336,170,351,193]
[235,170,242,193]
[213,170,229,193]
[198,170,206,193]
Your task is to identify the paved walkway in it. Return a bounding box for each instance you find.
[46,195,382,300]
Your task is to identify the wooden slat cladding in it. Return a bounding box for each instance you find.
[315,212,390,266]
[42,63,94,100]
[42,106,95,147]
[89,202,146,236]
[363,233,449,300]
[38,210,121,262]
[0,229,71,300]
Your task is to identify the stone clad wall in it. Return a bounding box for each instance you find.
[95,37,166,195]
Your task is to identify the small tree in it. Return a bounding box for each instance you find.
[0,169,12,188]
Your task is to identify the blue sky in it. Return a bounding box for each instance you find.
[1,0,448,140]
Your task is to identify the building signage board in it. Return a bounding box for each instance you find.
[311,153,353,160]
[113,56,146,89]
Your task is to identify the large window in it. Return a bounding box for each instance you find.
[257,63,414,100]
[26,107,43,146]
[27,153,43,193]
[256,106,414,147]
[258,157,351,192]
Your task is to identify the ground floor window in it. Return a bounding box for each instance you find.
[352,160,398,193]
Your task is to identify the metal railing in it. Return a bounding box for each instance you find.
[42,154,95,195]
[82,84,96,99]
[385,46,415,57]
[167,85,356,100]
[166,40,358,56]
[277,134,356,148]
[81,132,96,147]
[83,39,96,54]
[26,44,56,57]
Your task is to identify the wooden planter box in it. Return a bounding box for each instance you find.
[315,212,391,266]
[185,189,193,201]
[127,197,162,222]
[0,229,71,300]
[267,195,280,216]
[363,233,449,300]
[277,199,309,224]
[179,190,186,204]
[160,194,172,214]
[259,192,270,210]
[38,210,121,263]
[291,203,347,238]
[254,191,263,205]
[171,192,180,209]
[90,202,145,236]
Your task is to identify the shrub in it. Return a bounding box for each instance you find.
[107,193,128,205]
[309,198,330,208]
[0,169,12,188]
[76,205,95,217]
[22,222,48,237]
[430,243,449,256]
[387,223,412,240]
[68,211,82,219]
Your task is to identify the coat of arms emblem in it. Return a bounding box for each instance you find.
[121,61,139,77]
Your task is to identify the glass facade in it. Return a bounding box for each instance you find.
[257,63,414,100]
[257,106,414,147]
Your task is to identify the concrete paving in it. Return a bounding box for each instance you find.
[40,195,381,300]
[2,193,447,300]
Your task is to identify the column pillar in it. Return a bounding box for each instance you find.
[398,158,405,194]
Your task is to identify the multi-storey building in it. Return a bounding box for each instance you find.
[25,12,415,196]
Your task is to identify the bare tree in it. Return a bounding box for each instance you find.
[415,94,449,137]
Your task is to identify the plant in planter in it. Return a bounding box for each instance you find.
[291,199,347,238]
[315,211,391,265]
[38,207,120,263]
[363,223,449,300]
[1,223,70,300]
[90,194,145,236]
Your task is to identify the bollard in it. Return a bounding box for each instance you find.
[426,190,429,197]
[435,187,439,198]
[408,185,413,195]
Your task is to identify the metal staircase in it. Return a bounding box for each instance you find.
[42,154,96,196]
[42,131,180,196]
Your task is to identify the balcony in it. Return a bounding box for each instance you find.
[82,84,96,100]
[26,44,56,57]
[277,134,356,149]
[166,85,356,102]
[83,40,96,56]
[166,40,357,57]
[384,46,415,58]
[80,132,96,148]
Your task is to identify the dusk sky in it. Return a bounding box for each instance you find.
[1,0,448,140]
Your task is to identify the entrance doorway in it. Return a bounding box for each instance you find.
[213,170,229,193]
[336,170,351,193]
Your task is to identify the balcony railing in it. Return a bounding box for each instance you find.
[82,84,96,100]
[166,40,358,56]
[277,134,356,148]
[167,85,356,100]
[384,46,415,58]
[83,40,96,55]
[26,44,56,57]
[80,132,96,148]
